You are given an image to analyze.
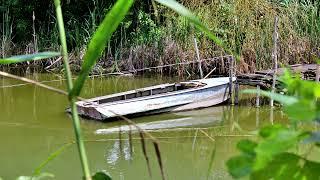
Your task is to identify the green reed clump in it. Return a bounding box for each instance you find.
[170,0,320,70]
[1,0,319,74]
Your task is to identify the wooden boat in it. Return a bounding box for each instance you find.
[76,77,235,121]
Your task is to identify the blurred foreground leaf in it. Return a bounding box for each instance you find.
[237,139,257,157]
[242,89,298,106]
[227,125,309,179]
[254,126,305,170]
[227,154,254,178]
[16,173,54,180]
[92,171,112,180]
[0,52,60,65]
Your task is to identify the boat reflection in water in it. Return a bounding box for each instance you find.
[96,106,224,134]
[100,106,224,167]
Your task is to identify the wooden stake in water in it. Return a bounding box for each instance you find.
[316,63,320,82]
[256,108,260,128]
[270,107,274,125]
[235,82,239,105]
[229,56,234,105]
[256,85,260,108]
[271,16,279,107]
[193,37,203,78]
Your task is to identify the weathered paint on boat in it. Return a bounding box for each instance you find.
[76,77,235,120]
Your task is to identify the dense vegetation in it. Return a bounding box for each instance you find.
[1,0,319,74]
[1,0,320,179]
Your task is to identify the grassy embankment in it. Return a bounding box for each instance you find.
[1,0,319,76]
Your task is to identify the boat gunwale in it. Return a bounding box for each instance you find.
[80,78,233,108]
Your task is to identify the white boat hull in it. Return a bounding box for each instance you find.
[76,77,235,120]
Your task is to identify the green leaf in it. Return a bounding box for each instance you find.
[254,127,304,170]
[303,131,320,144]
[285,101,317,121]
[251,153,301,180]
[242,89,298,106]
[237,139,257,157]
[155,0,238,60]
[259,125,286,138]
[251,153,320,180]
[280,70,320,99]
[300,160,320,179]
[92,171,112,180]
[227,155,254,178]
[0,52,61,64]
[16,173,54,180]
[70,0,134,97]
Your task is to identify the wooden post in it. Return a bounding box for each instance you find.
[234,55,238,105]
[256,85,260,108]
[270,16,279,107]
[229,56,234,105]
[316,64,320,82]
[230,106,235,132]
[193,37,203,78]
[235,82,239,105]
[256,108,260,128]
[270,107,274,125]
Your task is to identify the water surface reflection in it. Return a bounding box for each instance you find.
[0,73,288,179]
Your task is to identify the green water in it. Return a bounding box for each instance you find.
[0,73,288,180]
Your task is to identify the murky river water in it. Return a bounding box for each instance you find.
[0,73,288,179]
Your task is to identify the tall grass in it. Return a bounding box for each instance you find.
[1,7,13,58]
[1,0,318,74]
[176,0,320,69]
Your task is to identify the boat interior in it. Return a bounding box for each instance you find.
[94,82,206,104]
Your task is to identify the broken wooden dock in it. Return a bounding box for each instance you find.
[236,64,319,89]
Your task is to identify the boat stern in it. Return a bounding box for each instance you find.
[75,101,107,120]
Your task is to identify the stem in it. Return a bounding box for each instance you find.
[70,98,91,179]
[270,16,279,107]
[54,0,73,91]
[53,0,91,179]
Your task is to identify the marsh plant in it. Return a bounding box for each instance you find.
[2,0,318,74]
[227,70,320,179]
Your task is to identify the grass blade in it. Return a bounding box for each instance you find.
[139,132,152,177]
[53,0,91,178]
[155,0,238,60]
[119,126,123,155]
[0,71,75,98]
[70,0,134,97]
[32,142,73,177]
[0,52,60,64]
[129,125,133,160]
[153,142,166,180]
[206,144,216,180]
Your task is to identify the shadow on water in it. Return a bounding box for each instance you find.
[0,73,288,179]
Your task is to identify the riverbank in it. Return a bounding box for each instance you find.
[1,0,319,76]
